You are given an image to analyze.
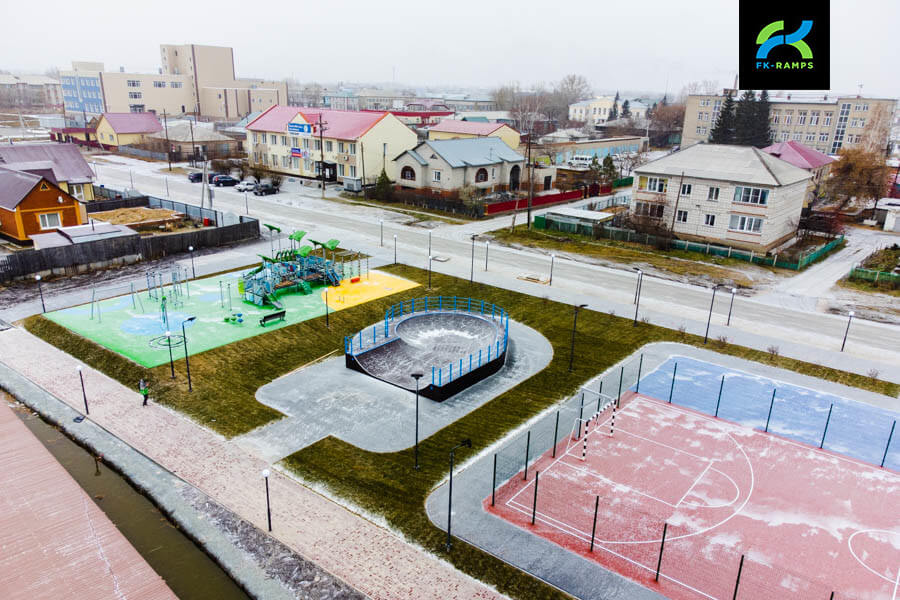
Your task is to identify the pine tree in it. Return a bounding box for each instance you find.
[375,169,392,202]
[621,99,631,119]
[648,102,657,120]
[709,93,736,144]
[660,94,668,107]
[601,155,618,183]
[608,102,618,122]
[754,90,772,147]
[734,90,757,146]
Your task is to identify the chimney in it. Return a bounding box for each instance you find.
[119,66,124,73]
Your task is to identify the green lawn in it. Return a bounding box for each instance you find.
[23,265,898,599]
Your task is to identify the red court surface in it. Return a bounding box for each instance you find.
[487,394,900,600]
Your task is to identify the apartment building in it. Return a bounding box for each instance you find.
[60,45,286,122]
[427,120,521,149]
[682,92,897,154]
[0,75,62,110]
[568,97,649,125]
[246,105,418,184]
[631,144,811,251]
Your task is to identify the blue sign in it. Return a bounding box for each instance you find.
[288,123,312,134]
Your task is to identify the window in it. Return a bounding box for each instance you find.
[349,143,356,155]
[349,165,357,177]
[262,154,268,166]
[432,170,441,182]
[675,210,688,223]
[253,133,258,143]
[824,112,833,126]
[325,141,333,152]
[128,104,144,113]
[798,111,807,125]
[772,111,780,124]
[806,132,816,142]
[857,118,866,128]
[699,99,710,107]
[861,104,869,111]
[401,166,416,181]
[291,136,298,147]
[704,214,716,226]
[170,82,182,88]
[708,187,720,200]
[784,112,792,125]
[475,168,488,182]
[292,157,299,169]
[850,118,859,128]
[271,154,277,166]
[819,132,829,142]
[303,138,309,149]
[729,214,763,233]
[128,91,142,99]
[314,139,321,151]
[810,111,820,125]
[127,80,141,87]
[278,135,286,146]
[270,134,277,145]
[70,183,84,201]
[338,142,345,153]
[680,183,692,197]
[780,131,789,141]
[38,212,61,229]
[640,176,667,193]
[491,167,496,179]
[634,202,664,218]
[697,111,704,120]
[153,81,165,88]
[338,164,345,176]
[793,132,803,141]
[733,186,769,205]
[696,126,707,135]
[304,159,312,172]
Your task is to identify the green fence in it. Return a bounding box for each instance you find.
[613,176,634,188]
[531,218,844,271]
[848,267,900,286]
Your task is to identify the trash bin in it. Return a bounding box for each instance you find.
[203,217,211,226]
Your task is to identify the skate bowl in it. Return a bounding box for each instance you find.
[345,297,509,401]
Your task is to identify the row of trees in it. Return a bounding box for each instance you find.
[491,74,592,129]
[709,90,772,147]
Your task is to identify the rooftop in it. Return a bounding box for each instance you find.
[0,167,42,211]
[246,105,389,140]
[635,143,812,186]
[101,112,163,135]
[402,137,523,168]
[761,141,835,170]
[427,120,512,136]
[0,143,94,184]
[147,121,233,143]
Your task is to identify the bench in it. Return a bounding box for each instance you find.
[259,310,286,327]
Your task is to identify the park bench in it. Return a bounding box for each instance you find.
[259,310,286,327]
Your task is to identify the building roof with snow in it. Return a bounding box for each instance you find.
[760,140,835,170]
[635,143,812,186]
[427,119,514,136]
[396,137,523,168]
[246,105,390,140]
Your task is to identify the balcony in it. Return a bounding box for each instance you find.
[634,189,668,202]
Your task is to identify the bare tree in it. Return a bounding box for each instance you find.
[619,148,649,176]
[860,103,892,154]
[510,87,548,137]
[491,83,519,111]
[543,75,592,125]
[677,81,703,103]
[300,83,324,107]
[651,103,686,133]
[701,80,720,94]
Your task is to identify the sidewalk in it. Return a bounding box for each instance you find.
[0,326,504,600]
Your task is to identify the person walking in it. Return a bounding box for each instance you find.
[139,378,149,406]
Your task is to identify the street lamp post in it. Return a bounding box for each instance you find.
[35,274,46,313]
[703,285,720,344]
[188,246,196,279]
[569,304,588,372]
[469,234,476,284]
[428,230,432,257]
[726,288,737,326]
[379,219,384,247]
[632,269,643,326]
[261,469,272,532]
[840,311,855,352]
[446,438,472,551]
[411,372,423,470]
[165,330,175,379]
[484,241,490,271]
[393,234,397,264]
[325,289,330,328]
[428,255,433,290]
[182,317,196,392]
[549,254,556,286]
[75,365,89,415]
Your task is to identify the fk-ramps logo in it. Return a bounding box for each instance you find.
[739,0,829,90]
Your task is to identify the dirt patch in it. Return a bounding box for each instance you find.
[91,207,182,225]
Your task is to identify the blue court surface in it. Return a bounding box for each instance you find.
[635,356,900,470]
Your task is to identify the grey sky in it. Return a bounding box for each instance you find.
[3,0,898,97]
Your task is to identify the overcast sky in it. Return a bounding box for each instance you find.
[3,0,898,97]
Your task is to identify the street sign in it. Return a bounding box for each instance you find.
[288,123,312,135]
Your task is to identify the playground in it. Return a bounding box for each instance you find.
[424,344,900,600]
[44,241,418,368]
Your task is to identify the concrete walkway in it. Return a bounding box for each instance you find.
[0,326,504,600]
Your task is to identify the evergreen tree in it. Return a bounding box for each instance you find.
[601,155,618,183]
[621,99,631,119]
[648,102,658,120]
[608,102,618,122]
[753,90,772,147]
[709,93,736,144]
[375,169,392,202]
[734,90,758,146]
[660,94,668,106]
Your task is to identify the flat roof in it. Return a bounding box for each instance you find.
[545,207,616,222]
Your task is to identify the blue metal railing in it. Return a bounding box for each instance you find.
[344,296,510,388]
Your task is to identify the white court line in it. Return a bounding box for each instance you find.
[847,530,900,585]
[893,566,899,600]
[676,460,714,507]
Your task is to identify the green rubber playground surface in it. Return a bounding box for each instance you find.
[44,270,416,367]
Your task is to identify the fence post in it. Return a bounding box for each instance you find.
[617,366,624,407]
[578,393,585,437]
[523,431,531,480]
[596,381,603,412]
[531,471,539,525]
[552,411,560,458]
[765,388,776,432]
[732,555,745,600]
[590,495,599,552]
[635,354,644,393]
[882,420,896,468]
[655,523,668,582]
[491,453,497,506]
[715,375,725,417]
[668,362,678,403]
[820,403,834,448]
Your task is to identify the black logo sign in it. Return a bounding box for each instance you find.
[739,0,830,90]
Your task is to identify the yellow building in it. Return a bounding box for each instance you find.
[95,113,162,148]
[246,106,418,184]
[426,120,521,149]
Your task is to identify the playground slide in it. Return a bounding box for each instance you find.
[265,293,284,310]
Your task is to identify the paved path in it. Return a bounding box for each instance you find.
[0,400,177,600]
[0,326,504,600]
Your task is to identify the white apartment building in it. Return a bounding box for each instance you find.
[631,144,811,251]
[682,92,897,155]
[568,97,649,125]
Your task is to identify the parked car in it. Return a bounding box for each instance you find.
[212,175,239,187]
[187,172,203,183]
[235,180,257,192]
[207,172,223,183]
[253,183,277,196]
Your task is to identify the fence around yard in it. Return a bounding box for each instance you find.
[532,218,845,271]
[0,190,260,282]
[847,267,900,287]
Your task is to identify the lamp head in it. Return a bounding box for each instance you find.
[188,245,194,251]
[185,316,196,323]
[578,303,588,309]
[35,274,41,281]
[165,330,171,337]
[262,468,270,478]
[731,288,737,294]
[411,372,423,380]
[848,311,855,317]
[75,365,82,372]
[462,438,472,448]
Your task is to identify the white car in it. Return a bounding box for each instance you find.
[235,181,257,192]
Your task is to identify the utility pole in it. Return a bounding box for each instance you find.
[162,110,172,171]
[527,133,534,229]
[317,114,328,199]
[669,170,685,232]
[189,118,196,167]
[360,141,367,196]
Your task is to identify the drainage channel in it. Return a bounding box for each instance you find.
[9,398,250,600]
